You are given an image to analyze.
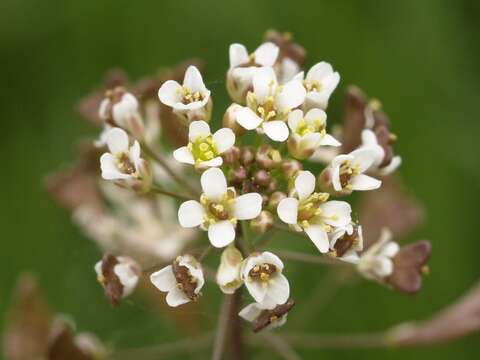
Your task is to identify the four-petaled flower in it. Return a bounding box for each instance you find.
[360,129,402,176]
[227,42,279,103]
[150,255,205,307]
[236,67,306,142]
[294,61,340,110]
[100,127,143,181]
[326,148,382,194]
[158,65,211,113]
[241,251,290,308]
[287,108,341,159]
[173,120,235,169]
[277,171,352,253]
[178,168,263,248]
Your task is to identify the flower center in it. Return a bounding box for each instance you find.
[249,263,277,282]
[188,135,218,163]
[201,189,236,225]
[296,118,325,137]
[172,259,198,301]
[339,161,360,189]
[115,152,137,175]
[304,80,322,92]
[181,87,205,104]
[297,192,329,227]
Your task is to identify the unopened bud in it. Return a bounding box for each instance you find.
[250,210,274,234]
[268,191,287,210]
[222,146,241,165]
[287,136,317,160]
[216,245,244,294]
[240,146,255,166]
[253,169,271,187]
[265,177,278,193]
[229,165,248,185]
[256,145,282,170]
[223,103,247,136]
[281,159,302,178]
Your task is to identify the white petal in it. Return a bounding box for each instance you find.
[173,146,195,165]
[239,303,263,322]
[261,252,284,271]
[320,201,352,227]
[150,265,176,292]
[105,127,129,154]
[299,132,322,150]
[381,242,400,258]
[98,98,109,119]
[245,280,267,303]
[331,154,353,191]
[189,120,211,142]
[275,80,306,112]
[198,157,223,168]
[100,153,130,180]
[178,200,205,228]
[254,42,279,67]
[158,80,183,107]
[229,43,249,68]
[208,220,236,248]
[232,193,263,220]
[350,174,382,191]
[213,128,235,153]
[201,168,227,201]
[295,171,316,200]
[287,109,304,132]
[277,198,298,225]
[380,156,402,175]
[166,287,191,307]
[183,66,206,93]
[375,258,394,277]
[306,62,334,82]
[350,148,377,172]
[304,225,330,253]
[279,57,300,83]
[265,274,290,305]
[236,107,263,130]
[129,141,141,169]
[304,108,327,124]
[319,133,341,147]
[306,91,329,110]
[262,121,289,142]
[253,67,277,104]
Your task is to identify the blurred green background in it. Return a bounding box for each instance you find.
[1,0,479,358]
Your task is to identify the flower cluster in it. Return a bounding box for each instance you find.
[47,31,431,338]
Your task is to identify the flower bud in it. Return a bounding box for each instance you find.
[317,166,337,195]
[253,169,271,187]
[250,210,274,234]
[281,159,302,179]
[216,245,244,294]
[229,165,248,185]
[287,136,317,160]
[240,146,255,167]
[268,191,287,210]
[256,145,282,170]
[223,103,247,136]
[222,146,241,166]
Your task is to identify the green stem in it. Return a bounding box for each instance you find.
[141,142,198,196]
[150,185,191,201]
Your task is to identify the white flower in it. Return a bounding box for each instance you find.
[173,120,235,169]
[95,255,141,300]
[236,67,306,142]
[360,129,402,175]
[294,61,340,110]
[329,224,364,263]
[227,42,279,103]
[239,300,294,332]
[99,90,144,139]
[158,65,211,112]
[99,127,143,181]
[241,252,290,308]
[357,228,399,280]
[150,255,205,307]
[277,171,352,253]
[216,245,244,294]
[178,168,263,248]
[329,148,382,193]
[287,108,341,159]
